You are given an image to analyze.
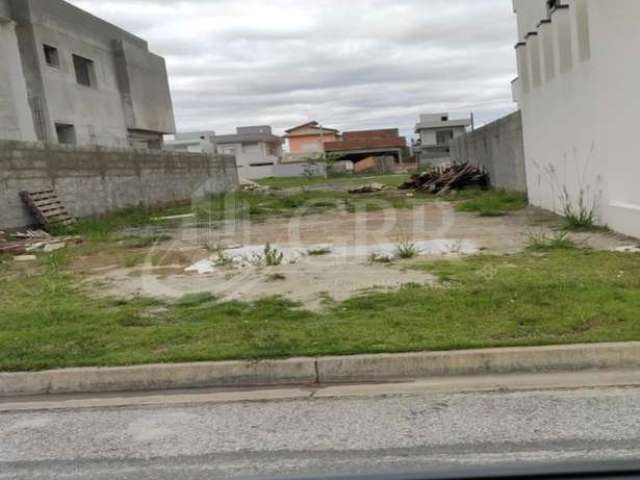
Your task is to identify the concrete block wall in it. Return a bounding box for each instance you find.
[0,139,238,229]
[450,111,527,193]
[272,162,327,178]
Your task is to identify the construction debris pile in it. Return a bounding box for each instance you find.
[348,182,386,194]
[399,163,489,195]
[238,178,270,193]
[0,229,82,258]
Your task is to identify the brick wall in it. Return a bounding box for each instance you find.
[0,139,238,229]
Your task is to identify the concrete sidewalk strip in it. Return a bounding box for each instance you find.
[0,358,318,397]
[2,342,640,397]
[316,342,640,382]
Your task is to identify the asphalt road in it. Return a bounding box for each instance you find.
[2,383,640,479]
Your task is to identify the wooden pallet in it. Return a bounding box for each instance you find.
[20,190,76,230]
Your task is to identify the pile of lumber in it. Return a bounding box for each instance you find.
[399,163,489,195]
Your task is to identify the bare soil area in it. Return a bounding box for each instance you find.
[76,203,632,309]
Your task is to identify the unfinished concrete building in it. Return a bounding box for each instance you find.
[0,0,175,148]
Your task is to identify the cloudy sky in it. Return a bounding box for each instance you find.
[67,0,518,138]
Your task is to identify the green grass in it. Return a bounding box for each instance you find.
[120,234,173,249]
[2,248,640,371]
[561,211,610,233]
[54,205,191,242]
[54,188,525,248]
[174,292,218,308]
[257,174,409,190]
[456,190,528,217]
[527,230,579,252]
[58,190,429,243]
[307,247,332,256]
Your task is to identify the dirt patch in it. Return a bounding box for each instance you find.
[71,248,204,274]
[137,203,629,254]
[80,204,633,309]
[97,256,436,311]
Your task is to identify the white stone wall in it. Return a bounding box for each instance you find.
[515,0,640,238]
[513,0,549,41]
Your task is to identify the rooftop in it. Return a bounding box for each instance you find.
[284,121,340,137]
[324,129,406,153]
[173,131,216,142]
[415,113,472,132]
[214,126,282,145]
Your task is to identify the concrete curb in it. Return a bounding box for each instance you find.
[0,358,317,397]
[2,342,640,397]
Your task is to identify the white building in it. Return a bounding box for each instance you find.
[214,126,282,180]
[512,0,640,238]
[164,131,216,153]
[413,113,472,166]
[166,127,282,180]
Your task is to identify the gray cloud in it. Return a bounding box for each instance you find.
[67,0,518,137]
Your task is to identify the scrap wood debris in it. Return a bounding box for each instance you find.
[0,190,81,259]
[399,163,489,195]
[0,228,82,257]
[348,182,386,194]
[13,229,51,239]
[238,178,270,193]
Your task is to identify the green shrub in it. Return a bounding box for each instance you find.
[395,240,420,259]
[175,292,218,308]
[527,230,578,252]
[457,190,528,217]
[254,243,285,267]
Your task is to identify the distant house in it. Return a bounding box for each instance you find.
[413,113,472,167]
[283,121,340,161]
[324,129,408,166]
[164,131,216,153]
[214,126,282,180]
[166,126,282,179]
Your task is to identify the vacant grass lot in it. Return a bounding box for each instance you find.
[66,186,528,244]
[67,188,428,242]
[456,190,528,217]
[1,246,639,371]
[257,174,409,190]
